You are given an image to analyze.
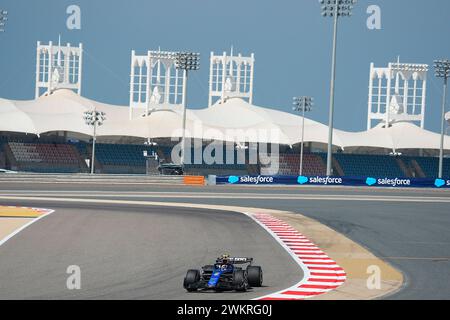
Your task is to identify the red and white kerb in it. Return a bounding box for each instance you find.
[251,213,346,300]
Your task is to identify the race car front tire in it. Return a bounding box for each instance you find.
[247,266,263,287]
[184,269,200,292]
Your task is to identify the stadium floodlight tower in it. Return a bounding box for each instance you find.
[208,49,255,107]
[83,110,106,174]
[129,49,188,120]
[174,52,200,170]
[434,59,450,179]
[293,96,314,176]
[319,0,356,176]
[35,37,83,98]
[0,10,7,32]
[367,60,428,130]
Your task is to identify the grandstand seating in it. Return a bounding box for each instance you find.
[183,146,252,175]
[72,141,89,158]
[95,143,150,166]
[0,139,6,168]
[407,156,450,178]
[9,142,79,164]
[90,144,251,175]
[2,135,449,177]
[277,153,326,175]
[93,143,155,174]
[0,152,5,169]
[8,142,86,173]
[331,153,405,177]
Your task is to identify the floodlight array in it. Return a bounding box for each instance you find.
[0,10,7,32]
[83,110,106,126]
[319,0,357,17]
[148,51,178,60]
[293,96,314,112]
[175,52,200,71]
[434,60,450,79]
[392,63,429,73]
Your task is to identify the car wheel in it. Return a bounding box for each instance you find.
[247,266,263,287]
[183,269,200,292]
[233,269,247,292]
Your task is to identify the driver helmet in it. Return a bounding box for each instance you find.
[220,253,230,264]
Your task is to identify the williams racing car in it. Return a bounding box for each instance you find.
[183,254,263,292]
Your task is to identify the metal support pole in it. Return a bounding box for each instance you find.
[181,69,188,171]
[300,105,306,176]
[91,121,97,174]
[439,77,448,178]
[175,51,199,172]
[326,4,339,176]
[293,96,313,176]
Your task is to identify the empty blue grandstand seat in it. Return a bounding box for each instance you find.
[330,153,405,177]
[180,146,251,175]
[412,156,450,178]
[94,143,154,169]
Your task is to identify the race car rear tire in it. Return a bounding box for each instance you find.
[184,269,200,292]
[233,270,247,292]
[247,266,263,287]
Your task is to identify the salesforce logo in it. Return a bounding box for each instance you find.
[366,177,377,186]
[366,177,411,187]
[434,178,446,188]
[228,175,274,185]
[298,176,343,185]
[228,176,239,184]
[297,176,308,185]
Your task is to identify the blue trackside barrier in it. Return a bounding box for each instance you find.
[214,175,450,189]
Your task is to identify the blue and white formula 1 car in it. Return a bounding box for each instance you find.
[183,254,263,292]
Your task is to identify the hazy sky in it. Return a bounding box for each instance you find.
[0,0,449,132]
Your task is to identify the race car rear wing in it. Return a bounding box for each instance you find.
[229,257,253,264]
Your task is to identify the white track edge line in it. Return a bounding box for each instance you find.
[0,209,54,247]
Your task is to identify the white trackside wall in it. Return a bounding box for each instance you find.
[208,50,254,107]
[367,61,428,129]
[129,50,186,120]
[35,40,83,98]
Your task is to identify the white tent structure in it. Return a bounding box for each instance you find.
[0,89,450,150]
[0,89,214,141]
[337,122,450,150]
[0,90,324,145]
[193,97,335,145]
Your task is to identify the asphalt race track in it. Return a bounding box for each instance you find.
[0,202,300,299]
[0,176,449,299]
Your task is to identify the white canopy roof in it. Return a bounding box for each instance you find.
[337,121,450,150]
[0,89,449,150]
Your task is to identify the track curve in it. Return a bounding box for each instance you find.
[0,202,301,300]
